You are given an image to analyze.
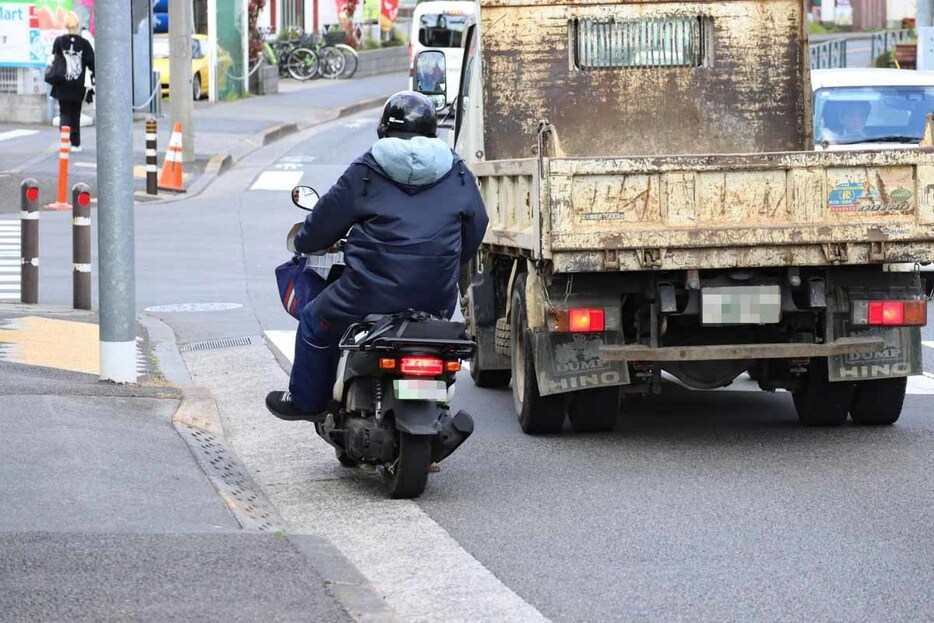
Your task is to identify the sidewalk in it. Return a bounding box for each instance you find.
[0,72,406,213]
[0,305,394,622]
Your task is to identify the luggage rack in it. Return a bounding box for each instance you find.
[339,317,477,358]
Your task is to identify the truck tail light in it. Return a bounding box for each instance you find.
[555,308,606,332]
[400,356,444,377]
[852,300,927,326]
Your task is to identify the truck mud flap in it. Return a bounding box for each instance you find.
[532,332,630,397]
[829,326,923,382]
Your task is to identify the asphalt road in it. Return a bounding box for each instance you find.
[6,109,934,621]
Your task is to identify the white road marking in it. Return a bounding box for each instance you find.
[264,329,295,364]
[923,341,934,349]
[0,221,20,302]
[250,170,303,191]
[182,340,550,623]
[0,129,39,142]
[73,162,97,169]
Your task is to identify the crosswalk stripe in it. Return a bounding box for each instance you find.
[250,170,303,191]
[0,129,39,142]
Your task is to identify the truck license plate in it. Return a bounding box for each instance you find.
[393,380,448,402]
[701,286,781,325]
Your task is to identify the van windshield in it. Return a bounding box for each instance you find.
[418,13,467,48]
[814,86,934,145]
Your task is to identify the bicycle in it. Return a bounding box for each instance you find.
[248,28,320,81]
[321,29,359,79]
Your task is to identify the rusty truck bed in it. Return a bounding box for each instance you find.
[474,149,934,272]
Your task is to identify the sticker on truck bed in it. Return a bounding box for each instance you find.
[827,168,914,214]
[533,332,630,396]
[829,326,922,381]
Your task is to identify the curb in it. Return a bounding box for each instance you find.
[151,95,391,204]
[144,314,399,622]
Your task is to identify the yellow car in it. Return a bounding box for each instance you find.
[153,34,227,100]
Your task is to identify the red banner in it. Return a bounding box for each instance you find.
[380,0,398,32]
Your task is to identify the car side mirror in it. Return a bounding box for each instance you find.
[413,50,447,111]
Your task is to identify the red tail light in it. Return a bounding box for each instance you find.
[853,300,926,327]
[400,356,444,377]
[554,308,608,332]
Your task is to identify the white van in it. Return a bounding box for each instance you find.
[409,0,477,106]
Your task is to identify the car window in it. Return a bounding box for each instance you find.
[418,13,468,48]
[192,40,204,59]
[814,85,934,144]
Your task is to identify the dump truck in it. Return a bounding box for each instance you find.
[414,0,934,433]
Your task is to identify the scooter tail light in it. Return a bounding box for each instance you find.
[400,356,444,377]
[379,358,396,370]
[445,361,462,373]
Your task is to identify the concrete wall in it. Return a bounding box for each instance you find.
[354,46,408,79]
[0,94,49,124]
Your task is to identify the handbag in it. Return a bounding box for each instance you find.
[275,254,328,320]
[44,53,66,86]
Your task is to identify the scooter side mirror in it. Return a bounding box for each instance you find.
[291,185,320,211]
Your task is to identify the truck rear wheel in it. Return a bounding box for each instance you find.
[469,358,512,388]
[511,273,566,434]
[792,358,853,426]
[568,387,621,433]
[850,377,907,425]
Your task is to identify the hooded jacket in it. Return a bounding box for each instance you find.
[293,137,489,329]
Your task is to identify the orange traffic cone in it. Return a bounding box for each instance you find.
[158,122,186,192]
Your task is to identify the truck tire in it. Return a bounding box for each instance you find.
[469,359,511,388]
[792,358,853,426]
[568,387,621,433]
[850,377,907,425]
[511,273,565,434]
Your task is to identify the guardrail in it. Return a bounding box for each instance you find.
[871,29,914,61]
[809,39,848,69]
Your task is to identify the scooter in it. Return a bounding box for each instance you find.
[288,186,476,499]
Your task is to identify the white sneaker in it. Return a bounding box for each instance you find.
[70,145,82,152]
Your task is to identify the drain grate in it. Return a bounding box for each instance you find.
[180,336,254,352]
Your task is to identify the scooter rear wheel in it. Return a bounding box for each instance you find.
[384,433,431,499]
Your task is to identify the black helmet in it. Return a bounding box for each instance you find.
[377,91,438,139]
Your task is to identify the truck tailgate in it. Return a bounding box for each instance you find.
[476,150,934,272]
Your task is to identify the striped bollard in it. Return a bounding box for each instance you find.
[20,179,39,304]
[48,126,72,210]
[145,117,158,195]
[72,183,92,310]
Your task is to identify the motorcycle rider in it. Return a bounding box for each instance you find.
[266,91,489,421]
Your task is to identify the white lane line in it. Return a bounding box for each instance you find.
[183,339,550,623]
[265,329,296,364]
[250,170,303,191]
[923,341,934,349]
[0,129,39,142]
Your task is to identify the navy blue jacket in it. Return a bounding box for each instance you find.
[294,142,489,329]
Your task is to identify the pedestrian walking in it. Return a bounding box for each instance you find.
[49,11,95,153]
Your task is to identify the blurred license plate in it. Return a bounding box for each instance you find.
[702,286,781,325]
[393,380,448,401]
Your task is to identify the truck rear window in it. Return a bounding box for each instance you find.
[572,16,713,70]
[419,13,467,48]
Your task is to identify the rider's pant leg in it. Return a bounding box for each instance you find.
[289,300,339,413]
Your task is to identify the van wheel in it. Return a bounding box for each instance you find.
[383,434,431,499]
[850,377,907,425]
[511,273,565,434]
[568,387,621,433]
[792,358,853,426]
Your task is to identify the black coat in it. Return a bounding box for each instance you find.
[294,149,489,329]
[50,34,95,102]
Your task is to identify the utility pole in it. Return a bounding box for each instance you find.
[96,3,138,384]
[169,0,194,163]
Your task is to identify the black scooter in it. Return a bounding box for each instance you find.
[289,186,476,498]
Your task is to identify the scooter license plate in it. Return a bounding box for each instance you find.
[393,379,448,402]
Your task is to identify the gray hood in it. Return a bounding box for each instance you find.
[370,136,455,186]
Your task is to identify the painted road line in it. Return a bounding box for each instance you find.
[924,341,934,349]
[250,170,304,191]
[264,329,296,364]
[0,129,39,142]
